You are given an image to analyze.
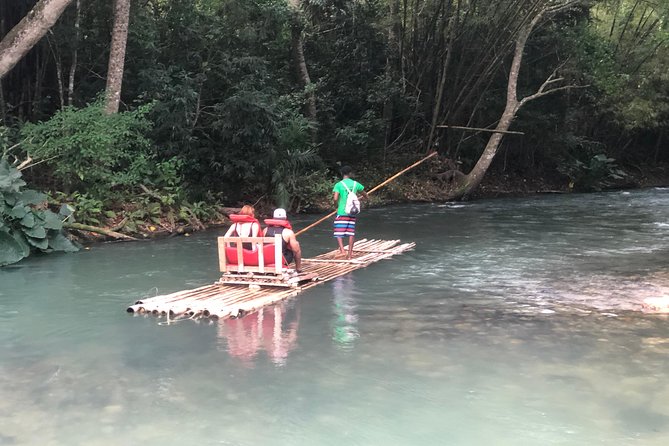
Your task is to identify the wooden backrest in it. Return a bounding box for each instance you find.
[218,235,284,274]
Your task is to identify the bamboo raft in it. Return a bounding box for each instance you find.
[126,239,415,321]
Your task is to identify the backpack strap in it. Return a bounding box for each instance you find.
[341,180,353,194]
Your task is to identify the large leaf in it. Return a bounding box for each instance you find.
[3,192,18,207]
[20,212,36,228]
[0,159,26,193]
[19,190,47,205]
[47,232,79,253]
[59,203,75,217]
[10,204,27,219]
[41,211,63,230]
[23,224,46,239]
[11,231,31,257]
[26,235,49,250]
[0,231,27,266]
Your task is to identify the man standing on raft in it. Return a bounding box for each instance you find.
[333,166,368,259]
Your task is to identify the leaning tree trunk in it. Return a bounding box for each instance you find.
[0,0,74,79]
[447,2,581,200]
[104,0,130,114]
[288,0,317,130]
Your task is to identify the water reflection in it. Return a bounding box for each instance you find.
[216,303,300,367]
[331,276,359,349]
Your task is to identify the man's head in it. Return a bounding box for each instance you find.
[273,208,287,219]
[340,165,354,178]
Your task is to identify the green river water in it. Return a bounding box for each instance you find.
[2,189,669,445]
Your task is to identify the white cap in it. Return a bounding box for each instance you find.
[273,208,287,219]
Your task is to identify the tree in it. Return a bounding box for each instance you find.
[288,0,317,129]
[445,1,587,199]
[0,0,73,79]
[104,0,130,114]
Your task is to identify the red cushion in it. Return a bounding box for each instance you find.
[225,244,286,267]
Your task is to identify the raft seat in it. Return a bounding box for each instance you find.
[219,235,287,275]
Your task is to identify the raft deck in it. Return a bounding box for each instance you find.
[127,239,414,320]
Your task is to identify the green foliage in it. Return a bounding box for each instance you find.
[558,152,627,192]
[49,192,104,226]
[271,108,319,208]
[289,169,336,213]
[1,0,668,215]
[20,101,154,196]
[0,159,78,266]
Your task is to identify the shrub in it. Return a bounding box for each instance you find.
[0,159,78,266]
[20,101,155,197]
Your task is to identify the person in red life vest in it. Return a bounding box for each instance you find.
[224,204,261,250]
[333,166,368,259]
[263,208,303,272]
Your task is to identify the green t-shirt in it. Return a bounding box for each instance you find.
[333,178,364,216]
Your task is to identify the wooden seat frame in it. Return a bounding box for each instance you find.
[218,235,286,275]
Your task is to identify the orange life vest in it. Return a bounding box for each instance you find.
[229,214,259,224]
[263,219,293,230]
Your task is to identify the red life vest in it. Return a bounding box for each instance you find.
[263,219,292,230]
[229,214,259,224]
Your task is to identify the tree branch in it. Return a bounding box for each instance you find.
[517,58,586,109]
[546,0,583,15]
[519,83,589,109]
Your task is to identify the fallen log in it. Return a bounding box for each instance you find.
[63,222,137,241]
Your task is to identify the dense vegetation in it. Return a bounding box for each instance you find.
[0,0,667,254]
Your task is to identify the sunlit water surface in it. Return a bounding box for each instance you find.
[2,189,669,445]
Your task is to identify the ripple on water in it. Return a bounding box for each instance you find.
[2,191,669,444]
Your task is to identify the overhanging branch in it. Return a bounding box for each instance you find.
[518,59,588,109]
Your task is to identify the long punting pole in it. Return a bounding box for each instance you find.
[295,151,438,236]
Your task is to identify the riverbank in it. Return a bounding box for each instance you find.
[63,160,669,244]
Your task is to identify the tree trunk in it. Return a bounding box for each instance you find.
[0,0,73,80]
[426,13,455,152]
[447,11,544,200]
[67,0,81,106]
[0,80,5,124]
[54,45,65,109]
[288,0,317,128]
[654,129,664,163]
[104,0,130,114]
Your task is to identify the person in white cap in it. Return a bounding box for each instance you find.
[263,208,302,272]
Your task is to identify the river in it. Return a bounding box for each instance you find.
[1,189,669,445]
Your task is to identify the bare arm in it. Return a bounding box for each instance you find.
[223,224,235,238]
[333,191,340,208]
[223,223,235,247]
[285,230,302,271]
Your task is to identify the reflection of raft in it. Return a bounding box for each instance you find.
[126,239,414,321]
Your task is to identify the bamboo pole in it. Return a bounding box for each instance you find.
[295,152,438,236]
[436,125,524,135]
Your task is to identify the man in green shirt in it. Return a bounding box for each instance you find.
[333,166,368,259]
